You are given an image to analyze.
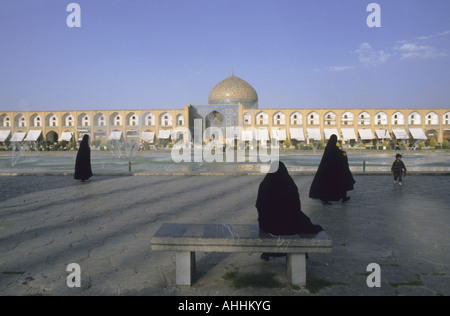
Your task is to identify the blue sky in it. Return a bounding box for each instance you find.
[1,0,449,111]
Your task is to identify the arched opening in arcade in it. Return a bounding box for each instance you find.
[205,111,225,142]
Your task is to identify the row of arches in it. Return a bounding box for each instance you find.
[1,110,449,129]
[244,111,450,126]
[0,112,185,128]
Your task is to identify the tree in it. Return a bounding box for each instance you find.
[318,140,325,149]
[284,139,291,148]
[442,139,449,149]
[429,137,438,147]
[381,140,389,149]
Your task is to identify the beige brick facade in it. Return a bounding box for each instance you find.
[1,106,449,144]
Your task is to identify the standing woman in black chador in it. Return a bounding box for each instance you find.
[256,161,324,260]
[309,134,355,205]
[74,134,93,182]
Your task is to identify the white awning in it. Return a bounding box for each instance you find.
[141,132,155,142]
[392,128,409,140]
[341,128,357,140]
[358,129,375,140]
[241,130,253,141]
[324,129,339,140]
[24,130,42,142]
[158,129,172,139]
[0,130,11,142]
[307,128,322,140]
[375,129,390,139]
[58,131,72,142]
[290,128,305,141]
[409,128,427,140]
[10,132,26,142]
[272,129,287,141]
[255,129,269,141]
[108,131,123,141]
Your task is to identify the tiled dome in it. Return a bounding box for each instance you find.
[208,75,258,108]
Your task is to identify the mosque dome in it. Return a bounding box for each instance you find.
[208,74,258,109]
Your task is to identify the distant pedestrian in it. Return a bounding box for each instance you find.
[74,134,93,182]
[391,153,407,186]
[309,135,355,205]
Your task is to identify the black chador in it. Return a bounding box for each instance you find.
[256,161,323,236]
[74,134,93,182]
[309,134,355,204]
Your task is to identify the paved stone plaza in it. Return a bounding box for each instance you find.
[0,174,449,296]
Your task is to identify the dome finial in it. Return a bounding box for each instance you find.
[232,68,234,76]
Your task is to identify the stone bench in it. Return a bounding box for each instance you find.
[151,223,332,286]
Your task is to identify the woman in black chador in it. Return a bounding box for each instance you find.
[256,161,323,239]
[74,134,93,182]
[256,161,324,260]
[309,134,355,204]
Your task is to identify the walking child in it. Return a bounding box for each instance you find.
[391,153,407,186]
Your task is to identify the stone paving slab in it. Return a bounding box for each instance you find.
[0,174,449,296]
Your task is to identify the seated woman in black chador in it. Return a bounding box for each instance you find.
[256,161,324,260]
[74,134,93,182]
[309,134,355,205]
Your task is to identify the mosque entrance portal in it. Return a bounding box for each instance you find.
[205,111,224,129]
[205,111,225,140]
